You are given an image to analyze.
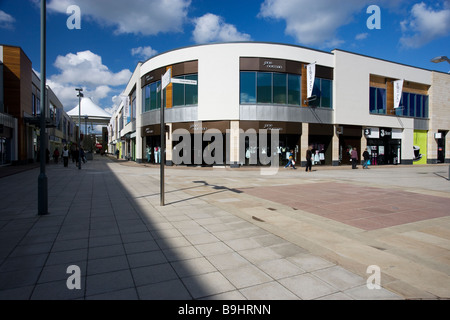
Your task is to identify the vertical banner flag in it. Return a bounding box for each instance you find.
[393,79,403,109]
[126,96,131,124]
[120,95,130,126]
[307,63,316,98]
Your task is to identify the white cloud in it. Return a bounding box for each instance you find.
[400,1,450,48]
[258,0,371,47]
[192,13,251,44]
[131,46,158,60]
[0,10,15,29]
[46,51,132,111]
[51,50,132,87]
[355,33,369,40]
[46,0,191,35]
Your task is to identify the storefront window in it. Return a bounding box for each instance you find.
[288,74,301,105]
[185,74,198,105]
[369,87,386,114]
[273,73,287,104]
[240,72,256,104]
[173,81,184,106]
[143,74,198,112]
[240,72,303,106]
[257,72,272,104]
[396,92,429,118]
[310,78,333,108]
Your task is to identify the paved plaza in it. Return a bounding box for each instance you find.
[0,155,449,300]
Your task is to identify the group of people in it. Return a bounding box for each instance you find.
[284,146,371,171]
[350,147,371,169]
[50,146,86,167]
[284,145,314,172]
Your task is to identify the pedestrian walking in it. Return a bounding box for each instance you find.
[80,147,86,163]
[351,147,359,169]
[363,148,370,169]
[53,148,60,164]
[284,149,297,169]
[305,145,312,172]
[74,147,80,167]
[62,146,69,167]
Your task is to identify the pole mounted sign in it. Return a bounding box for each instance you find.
[159,69,198,206]
[171,78,198,85]
[161,68,172,90]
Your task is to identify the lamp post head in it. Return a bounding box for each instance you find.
[75,88,84,97]
[431,56,450,63]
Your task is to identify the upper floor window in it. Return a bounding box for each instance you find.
[369,87,387,114]
[240,71,303,106]
[396,92,429,118]
[309,78,333,109]
[142,74,198,113]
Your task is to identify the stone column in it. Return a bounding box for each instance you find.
[332,125,341,166]
[300,122,309,167]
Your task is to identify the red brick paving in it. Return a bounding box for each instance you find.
[240,182,450,231]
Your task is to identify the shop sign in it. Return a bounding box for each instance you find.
[336,126,343,135]
[364,128,371,136]
[380,128,391,138]
[260,59,285,71]
[263,124,283,131]
[189,124,208,132]
[435,133,442,139]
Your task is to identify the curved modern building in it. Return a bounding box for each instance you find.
[108,42,450,167]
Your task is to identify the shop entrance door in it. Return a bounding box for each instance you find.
[339,137,360,165]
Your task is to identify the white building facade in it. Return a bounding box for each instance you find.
[109,42,449,167]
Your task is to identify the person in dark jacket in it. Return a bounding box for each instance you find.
[305,145,312,172]
[363,148,370,169]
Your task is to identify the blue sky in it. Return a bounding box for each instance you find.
[1,0,449,115]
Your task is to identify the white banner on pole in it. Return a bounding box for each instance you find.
[306,63,316,98]
[393,79,403,109]
[162,68,172,90]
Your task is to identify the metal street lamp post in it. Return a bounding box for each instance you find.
[38,0,48,215]
[75,88,83,169]
[431,56,450,73]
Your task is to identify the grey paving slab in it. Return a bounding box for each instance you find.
[85,269,135,297]
[87,255,129,275]
[171,257,217,278]
[86,288,139,300]
[278,274,339,300]
[220,265,273,289]
[344,284,403,300]
[4,156,447,300]
[31,279,86,300]
[131,263,179,287]
[239,281,299,300]
[182,271,236,299]
[312,266,367,291]
[137,279,192,300]
[257,258,306,280]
